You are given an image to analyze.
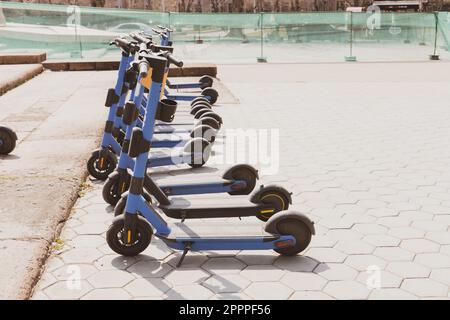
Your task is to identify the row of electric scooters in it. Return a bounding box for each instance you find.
[88,26,315,266]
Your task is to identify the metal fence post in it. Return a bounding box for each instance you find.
[430,11,440,60]
[345,11,356,61]
[257,12,267,62]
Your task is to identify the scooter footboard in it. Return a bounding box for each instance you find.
[158,235,295,251]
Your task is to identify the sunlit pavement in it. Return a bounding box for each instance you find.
[33,61,450,300]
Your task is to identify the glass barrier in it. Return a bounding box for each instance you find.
[0,1,449,62]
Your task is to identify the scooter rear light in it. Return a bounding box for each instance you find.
[275,240,294,248]
[230,182,246,190]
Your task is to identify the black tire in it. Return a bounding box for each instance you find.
[199,75,214,89]
[197,117,220,131]
[190,125,216,143]
[0,126,17,155]
[257,191,290,222]
[191,100,212,109]
[199,111,223,125]
[274,219,312,256]
[190,104,211,116]
[87,149,117,180]
[106,214,153,256]
[184,138,211,168]
[190,96,210,106]
[227,168,258,196]
[194,108,212,119]
[114,192,153,217]
[201,88,218,105]
[102,173,130,206]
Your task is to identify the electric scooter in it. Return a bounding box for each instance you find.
[0,126,17,155]
[106,52,315,266]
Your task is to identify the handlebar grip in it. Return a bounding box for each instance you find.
[114,38,131,50]
[167,54,183,68]
[130,33,151,45]
[139,61,149,78]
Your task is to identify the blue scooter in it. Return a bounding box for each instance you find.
[106,52,315,267]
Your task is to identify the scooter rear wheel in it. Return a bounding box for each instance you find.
[199,111,223,125]
[184,138,211,168]
[190,96,210,107]
[199,75,214,89]
[106,214,153,256]
[0,126,17,155]
[87,149,117,180]
[197,117,221,131]
[190,125,216,143]
[227,167,257,196]
[190,104,211,116]
[201,88,218,105]
[273,219,312,256]
[257,191,290,222]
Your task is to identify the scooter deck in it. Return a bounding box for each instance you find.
[159,195,266,219]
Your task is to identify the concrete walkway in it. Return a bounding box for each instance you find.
[0,70,113,299]
[32,61,450,300]
[0,64,43,95]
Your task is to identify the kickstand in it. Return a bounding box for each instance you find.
[176,242,192,268]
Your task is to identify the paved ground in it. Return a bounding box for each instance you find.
[0,64,43,95]
[0,70,114,299]
[32,61,450,300]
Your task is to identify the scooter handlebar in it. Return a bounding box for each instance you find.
[167,54,183,68]
[139,61,149,78]
[130,33,151,45]
[157,25,173,33]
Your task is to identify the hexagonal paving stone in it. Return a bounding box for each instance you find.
[87,270,135,288]
[60,248,104,264]
[387,261,430,278]
[345,255,387,271]
[400,239,440,254]
[441,245,450,256]
[201,257,246,275]
[36,272,57,290]
[289,291,334,300]
[127,260,172,278]
[415,253,450,268]
[166,284,214,300]
[236,250,279,265]
[362,234,400,247]
[73,223,107,235]
[274,256,319,272]
[323,280,371,299]
[31,291,49,300]
[314,263,358,281]
[52,264,98,281]
[352,223,388,235]
[430,269,450,286]
[326,229,363,241]
[94,255,138,270]
[240,265,285,282]
[203,274,251,293]
[356,270,402,289]
[335,239,374,255]
[140,241,174,260]
[165,269,210,286]
[244,282,293,300]
[165,253,208,269]
[305,248,346,263]
[426,231,450,245]
[44,280,93,299]
[374,247,414,261]
[401,278,448,298]
[69,235,105,248]
[369,288,418,300]
[280,272,327,291]
[81,288,132,300]
[388,227,425,240]
[124,278,171,297]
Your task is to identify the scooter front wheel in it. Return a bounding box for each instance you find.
[273,219,312,256]
[87,149,117,180]
[0,126,17,155]
[106,214,153,256]
[103,172,130,206]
